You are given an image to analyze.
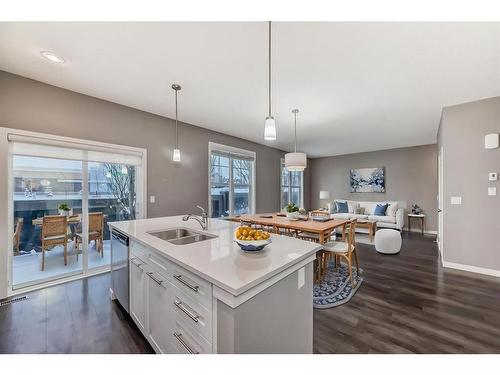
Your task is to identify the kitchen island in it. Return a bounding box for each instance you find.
[109,216,321,354]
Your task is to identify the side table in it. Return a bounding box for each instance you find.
[408,214,425,235]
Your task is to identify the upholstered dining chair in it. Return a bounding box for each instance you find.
[41,215,68,271]
[321,219,360,286]
[75,212,105,259]
[13,217,23,254]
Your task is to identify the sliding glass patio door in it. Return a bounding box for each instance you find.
[87,161,138,271]
[12,156,84,287]
[9,136,144,290]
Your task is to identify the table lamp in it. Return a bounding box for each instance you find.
[319,191,330,209]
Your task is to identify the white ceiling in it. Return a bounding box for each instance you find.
[1,22,499,157]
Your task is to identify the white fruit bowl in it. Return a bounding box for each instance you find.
[234,238,272,252]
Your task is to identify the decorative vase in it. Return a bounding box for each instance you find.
[286,211,300,220]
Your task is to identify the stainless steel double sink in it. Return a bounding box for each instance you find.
[147,228,217,245]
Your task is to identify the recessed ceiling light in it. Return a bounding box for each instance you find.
[40,51,65,63]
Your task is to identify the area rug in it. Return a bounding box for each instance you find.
[313,263,363,309]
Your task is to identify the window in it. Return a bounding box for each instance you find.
[209,143,255,218]
[280,159,304,209]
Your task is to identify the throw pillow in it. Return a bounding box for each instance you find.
[347,201,359,213]
[336,201,349,213]
[355,207,365,215]
[374,203,389,216]
[327,201,337,214]
[386,202,399,217]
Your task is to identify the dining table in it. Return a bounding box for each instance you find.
[237,213,349,245]
[31,215,81,226]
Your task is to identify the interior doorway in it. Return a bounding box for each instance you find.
[437,146,444,259]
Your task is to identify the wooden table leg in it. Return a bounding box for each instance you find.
[369,222,376,242]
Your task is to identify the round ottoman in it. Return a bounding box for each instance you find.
[374,229,402,254]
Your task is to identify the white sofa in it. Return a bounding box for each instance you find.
[326,199,405,232]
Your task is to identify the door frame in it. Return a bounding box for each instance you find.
[438,146,444,260]
[0,127,147,299]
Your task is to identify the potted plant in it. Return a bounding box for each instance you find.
[58,202,73,217]
[285,202,300,219]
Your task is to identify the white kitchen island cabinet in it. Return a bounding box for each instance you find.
[110,216,320,354]
[129,258,147,332]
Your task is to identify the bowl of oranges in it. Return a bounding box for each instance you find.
[234,226,271,252]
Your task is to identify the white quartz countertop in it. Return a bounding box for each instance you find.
[109,216,321,296]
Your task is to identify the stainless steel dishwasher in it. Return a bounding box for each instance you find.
[111,229,130,313]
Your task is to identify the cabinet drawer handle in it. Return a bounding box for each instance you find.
[174,300,200,323]
[147,272,163,286]
[131,258,143,269]
[173,332,199,354]
[173,274,199,292]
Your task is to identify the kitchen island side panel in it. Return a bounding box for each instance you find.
[216,263,313,354]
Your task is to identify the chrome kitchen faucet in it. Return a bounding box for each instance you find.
[182,205,208,230]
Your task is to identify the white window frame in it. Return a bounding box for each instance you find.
[208,142,256,217]
[280,158,304,209]
[0,127,147,298]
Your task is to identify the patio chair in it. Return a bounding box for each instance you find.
[41,215,68,271]
[75,212,104,259]
[13,218,23,254]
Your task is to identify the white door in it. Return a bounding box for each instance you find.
[129,258,147,332]
[147,270,171,354]
[438,146,444,257]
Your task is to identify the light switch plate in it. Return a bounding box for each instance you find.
[149,195,156,203]
[489,172,498,181]
[451,196,462,205]
[485,133,499,149]
[488,187,497,196]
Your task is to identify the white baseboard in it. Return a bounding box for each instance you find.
[442,261,500,278]
[404,228,437,235]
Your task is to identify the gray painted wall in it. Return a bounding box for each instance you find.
[309,144,438,231]
[0,70,297,217]
[439,97,500,271]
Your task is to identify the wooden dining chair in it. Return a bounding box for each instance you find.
[41,215,68,271]
[13,218,24,254]
[75,212,105,258]
[321,219,360,286]
[297,211,331,242]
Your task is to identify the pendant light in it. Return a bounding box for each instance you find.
[172,83,182,162]
[264,21,277,141]
[284,109,307,171]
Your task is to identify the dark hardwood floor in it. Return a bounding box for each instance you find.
[0,273,153,354]
[1,232,500,354]
[314,232,500,353]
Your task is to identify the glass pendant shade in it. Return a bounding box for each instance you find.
[173,148,181,162]
[264,117,277,140]
[285,152,307,171]
[263,22,277,141]
[172,83,182,163]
